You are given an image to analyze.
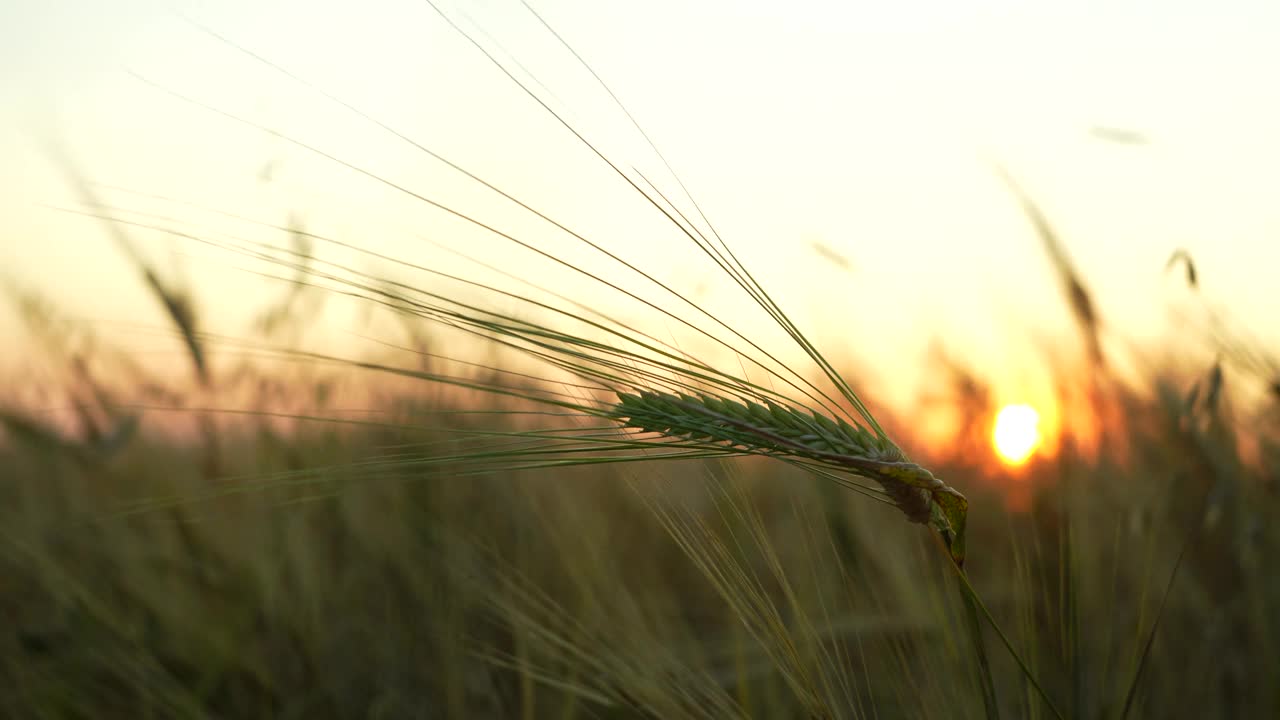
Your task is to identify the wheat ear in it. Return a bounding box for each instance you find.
[612,390,969,566]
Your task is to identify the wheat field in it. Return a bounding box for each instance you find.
[2,2,1279,718]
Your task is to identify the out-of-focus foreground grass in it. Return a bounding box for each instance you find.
[1,264,1278,720]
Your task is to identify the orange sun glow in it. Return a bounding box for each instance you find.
[993,404,1042,466]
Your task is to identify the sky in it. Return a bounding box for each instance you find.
[3,0,1279,443]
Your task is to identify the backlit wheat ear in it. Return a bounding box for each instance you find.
[612,390,969,566]
[103,13,977,572]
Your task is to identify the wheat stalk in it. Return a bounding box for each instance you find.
[97,5,1078,715]
[108,1,973,569]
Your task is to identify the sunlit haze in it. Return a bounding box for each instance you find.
[3,0,1279,458]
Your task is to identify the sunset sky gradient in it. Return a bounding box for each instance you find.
[3,0,1278,453]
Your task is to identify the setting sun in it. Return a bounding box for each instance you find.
[993,404,1042,466]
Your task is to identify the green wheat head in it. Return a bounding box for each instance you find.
[611,390,968,566]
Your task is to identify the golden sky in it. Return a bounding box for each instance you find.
[3,0,1279,437]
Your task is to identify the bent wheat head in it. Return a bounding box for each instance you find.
[612,390,968,566]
